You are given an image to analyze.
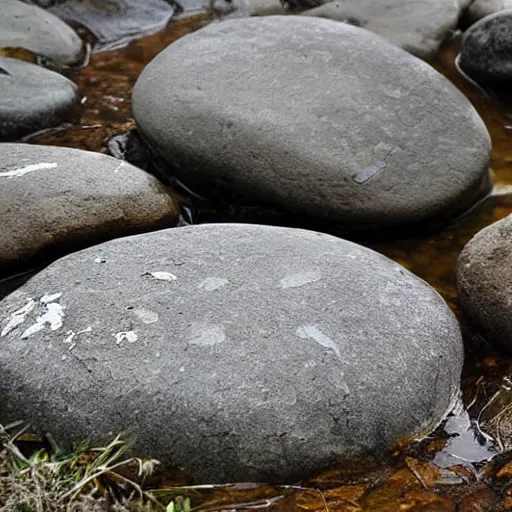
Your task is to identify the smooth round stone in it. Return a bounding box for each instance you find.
[458,9,512,87]
[133,16,491,230]
[301,0,460,59]
[466,0,512,24]
[0,57,78,138]
[1,0,83,68]
[457,215,512,350]
[0,143,178,275]
[0,224,464,483]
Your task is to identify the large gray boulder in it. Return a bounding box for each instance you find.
[0,224,464,483]
[0,57,78,138]
[457,215,512,350]
[133,16,491,230]
[458,9,512,87]
[465,0,512,23]
[1,0,83,68]
[0,144,178,275]
[300,0,460,59]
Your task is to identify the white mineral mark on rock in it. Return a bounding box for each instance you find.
[198,277,229,291]
[279,270,321,289]
[144,271,178,281]
[114,331,138,345]
[0,162,58,178]
[296,324,341,359]
[1,299,36,336]
[188,324,226,346]
[64,327,92,351]
[133,308,159,324]
[41,292,62,304]
[21,294,65,339]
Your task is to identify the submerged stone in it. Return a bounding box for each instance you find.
[0,143,178,275]
[0,224,463,483]
[133,16,491,230]
[0,57,78,138]
[457,215,512,350]
[1,0,84,68]
[458,9,512,88]
[301,0,460,59]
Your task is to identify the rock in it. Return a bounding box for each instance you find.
[0,223,464,483]
[133,16,491,230]
[465,0,512,23]
[0,57,79,139]
[300,0,460,59]
[0,143,178,275]
[0,0,83,68]
[213,0,286,18]
[458,9,512,88]
[23,0,178,50]
[457,215,512,350]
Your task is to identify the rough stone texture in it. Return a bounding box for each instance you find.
[0,57,78,139]
[1,0,83,68]
[0,143,178,275]
[457,215,512,350]
[458,9,512,87]
[0,224,464,483]
[300,0,461,59]
[466,0,512,23]
[133,16,491,230]
[23,0,177,50]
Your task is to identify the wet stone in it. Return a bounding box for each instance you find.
[457,214,512,350]
[0,224,464,483]
[1,0,84,68]
[458,9,512,88]
[0,143,178,275]
[133,16,491,230]
[0,57,78,139]
[25,0,179,50]
[300,0,461,59]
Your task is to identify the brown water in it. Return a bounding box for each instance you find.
[6,17,512,510]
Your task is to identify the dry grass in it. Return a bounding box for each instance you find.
[0,422,192,512]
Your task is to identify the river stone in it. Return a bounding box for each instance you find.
[24,0,178,50]
[300,0,460,58]
[133,16,491,230]
[1,0,83,68]
[213,0,286,18]
[0,57,78,139]
[0,143,178,275]
[457,215,512,350]
[466,0,512,23]
[0,224,464,483]
[458,9,512,87]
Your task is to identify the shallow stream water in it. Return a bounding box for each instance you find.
[3,13,512,510]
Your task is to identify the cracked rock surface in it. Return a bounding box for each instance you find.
[133,16,491,230]
[0,224,463,483]
[0,143,178,274]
